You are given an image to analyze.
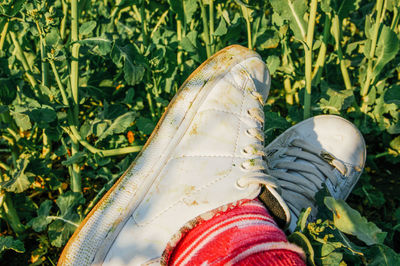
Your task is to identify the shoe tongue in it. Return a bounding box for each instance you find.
[258,187,288,228]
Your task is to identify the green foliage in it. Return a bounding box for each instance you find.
[289,192,400,265]
[0,0,399,264]
[0,236,25,254]
[324,197,386,246]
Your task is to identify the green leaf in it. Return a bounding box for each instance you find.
[48,192,85,247]
[319,88,354,115]
[266,55,280,75]
[269,0,307,40]
[168,0,184,21]
[112,44,145,85]
[0,0,26,16]
[184,0,197,23]
[96,112,136,143]
[213,18,228,36]
[181,36,197,52]
[319,250,343,266]
[288,231,316,265]
[45,28,60,47]
[136,117,155,135]
[324,197,387,245]
[257,30,280,50]
[11,112,32,131]
[366,244,400,266]
[1,157,34,193]
[61,152,86,166]
[390,136,400,153]
[0,105,8,115]
[321,0,361,19]
[373,26,400,79]
[264,111,290,132]
[79,21,97,36]
[56,191,85,215]
[384,85,400,105]
[180,31,198,53]
[297,207,312,232]
[29,200,53,232]
[28,106,57,124]
[79,35,113,56]
[0,236,25,255]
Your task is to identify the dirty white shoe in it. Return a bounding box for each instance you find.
[264,115,366,232]
[59,45,283,265]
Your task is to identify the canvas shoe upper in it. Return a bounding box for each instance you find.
[263,115,366,232]
[58,45,283,266]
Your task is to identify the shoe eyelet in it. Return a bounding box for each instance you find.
[240,163,247,171]
[236,179,246,189]
[245,129,252,137]
[241,148,249,155]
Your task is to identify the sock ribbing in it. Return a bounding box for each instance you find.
[167,199,305,265]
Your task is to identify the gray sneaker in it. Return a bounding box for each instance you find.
[260,115,366,231]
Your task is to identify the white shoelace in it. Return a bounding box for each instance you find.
[265,138,348,218]
[241,89,351,224]
[238,90,281,194]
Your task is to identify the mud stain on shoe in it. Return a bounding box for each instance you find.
[183,199,199,206]
[184,185,196,194]
[189,123,198,135]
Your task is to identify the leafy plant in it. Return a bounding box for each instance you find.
[0,0,399,264]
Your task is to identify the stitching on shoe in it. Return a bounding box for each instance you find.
[173,155,250,160]
[135,75,249,227]
[196,108,242,117]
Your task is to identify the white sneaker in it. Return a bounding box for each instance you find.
[263,115,366,231]
[59,45,275,265]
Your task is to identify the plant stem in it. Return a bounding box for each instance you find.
[42,128,51,158]
[312,15,330,85]
[199,0,211,58]
[67,125,142,157]
[303,0,318,119]
[70,134,81,193]
[3,193,25,235]
[360,0,384,98]
[53,58,143,158]
[49,60,69,105]
[209,0,215,54]
[0,20,9,51]
[332,14,352,90]
[37,23,50,87]
[70,0,81,193]
[374,151,390,159]
[146,91,156,120]
[60,0,68,40]
[241,5,252,50]
[282,39,294,105]
[177,18,183,66]
[9,32,38,89]
[391,6,400,32]
[150,10,169,39]
[71,0,80,122]
[37,23,51,157]
[0,161,10,171]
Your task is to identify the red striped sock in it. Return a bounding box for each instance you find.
[166,199,305,265]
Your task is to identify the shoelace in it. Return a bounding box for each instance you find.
[265,138,348,218]
[237,89,281,193]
